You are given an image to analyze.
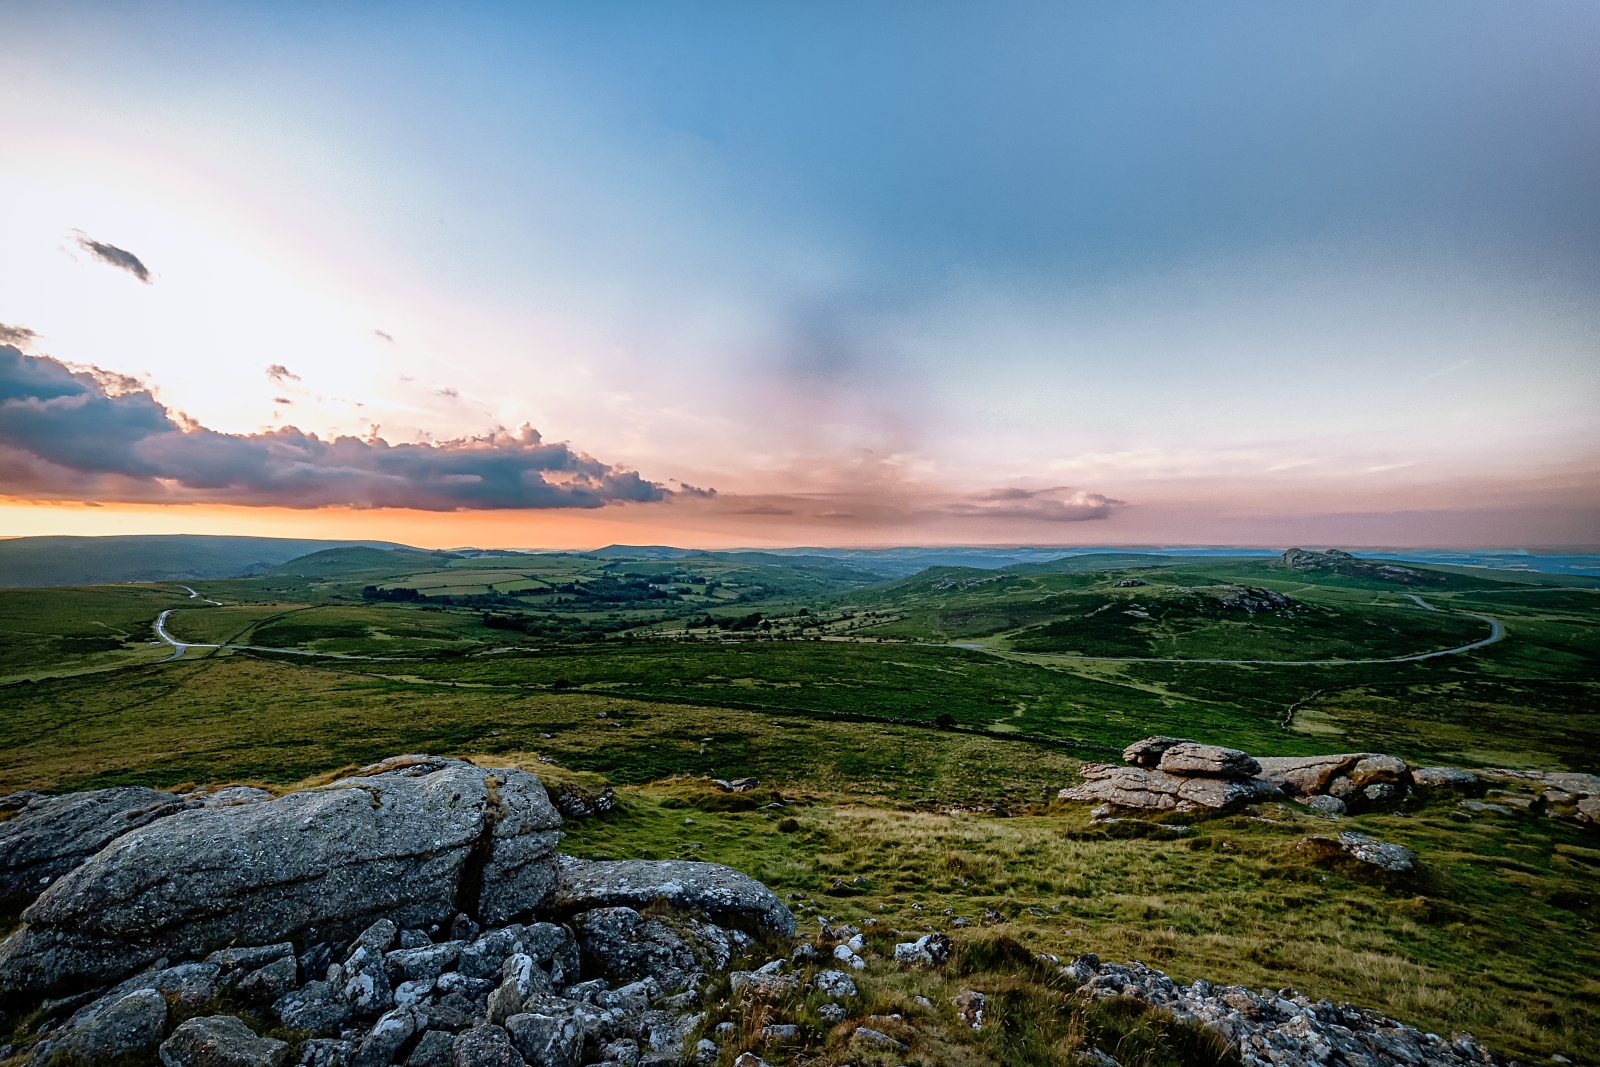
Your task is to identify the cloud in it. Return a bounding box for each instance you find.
[72,232,151,283]
[674,482,717,498]
[265,364,301,384]
[373,330,395,343]
[0,346,670,511]
[0,324,37,348]
[735,504,793,515]
[945,487,1120,522]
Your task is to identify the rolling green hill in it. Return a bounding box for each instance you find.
[0,534,410,588]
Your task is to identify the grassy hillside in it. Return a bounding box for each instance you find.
[0,534,408,588]
[1,655,1595,1063]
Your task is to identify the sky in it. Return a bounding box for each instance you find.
[1,0,1597,549]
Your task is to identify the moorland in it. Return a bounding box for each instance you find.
[1,541,1597,1064]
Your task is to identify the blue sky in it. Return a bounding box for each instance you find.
[0,0,1596,546]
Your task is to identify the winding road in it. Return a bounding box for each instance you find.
[153,608,400,662]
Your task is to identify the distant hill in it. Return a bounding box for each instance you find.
[267,546,459,577]
[0,535,412,589]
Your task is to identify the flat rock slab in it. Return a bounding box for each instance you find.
[0,760,562,995]
[1297,832,1417,873]
[1156,742,1261,778]
[552,858,796,937]
[1059,764,1277,812]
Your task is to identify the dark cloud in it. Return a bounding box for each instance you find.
[73,232,151,283]
[735,504,793,515]
[266,364,300,384]
[0,346,670,511]
[674,482,717,498]
[0,324,37,348]
[373,330,395,343]
[947,488,1119,522]
[273,397,293,405]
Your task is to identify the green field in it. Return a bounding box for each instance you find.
[2,546,1598,1063]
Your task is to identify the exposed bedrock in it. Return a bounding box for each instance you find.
[0,757,560,995]
[552,857,797,939]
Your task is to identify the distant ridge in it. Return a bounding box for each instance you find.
[0,535,413,589]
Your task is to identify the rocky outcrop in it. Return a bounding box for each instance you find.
[0,754,802,1067]
[552,857,796,938]
[1059,758,1276,813]
[1281,548,1431,585]
[1256,753,1414,813]
[0,758,562,995]
[0,785,186,902]
[1475,768,1600,824]
[1059,954,1504,1067]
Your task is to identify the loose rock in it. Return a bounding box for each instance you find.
[159,1014,292,1067]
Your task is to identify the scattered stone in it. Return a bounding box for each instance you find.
[299,1038,355,1067]
[817,1003,846,1024]
[892,933,951,966]
[451,1024,526,1067]
[711,778,760,793]
[731,1054,769,1067]
[549,785,617,820]
[34,988,168,1064]
[1297,832,1417,873]
[852,1027,907,1052]
[505,1003,586,1067]
[158,1014,291,1067]
[571,907,709,991]
[273,979,354,1034]
[409,1030,458,1067]
[1067,954,1503,1067]
[814,969,858,998]
[761,1024,800,1045]
[1305,795,1346,817]
[952,990,985,1029]
[237,953,299,1003]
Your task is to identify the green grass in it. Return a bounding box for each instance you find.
[1,644,1597,1064]
[0,585,194,682]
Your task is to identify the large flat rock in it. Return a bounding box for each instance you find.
[0,759,562,995]
[551,858,795,938]
[1058,764,1278,812]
